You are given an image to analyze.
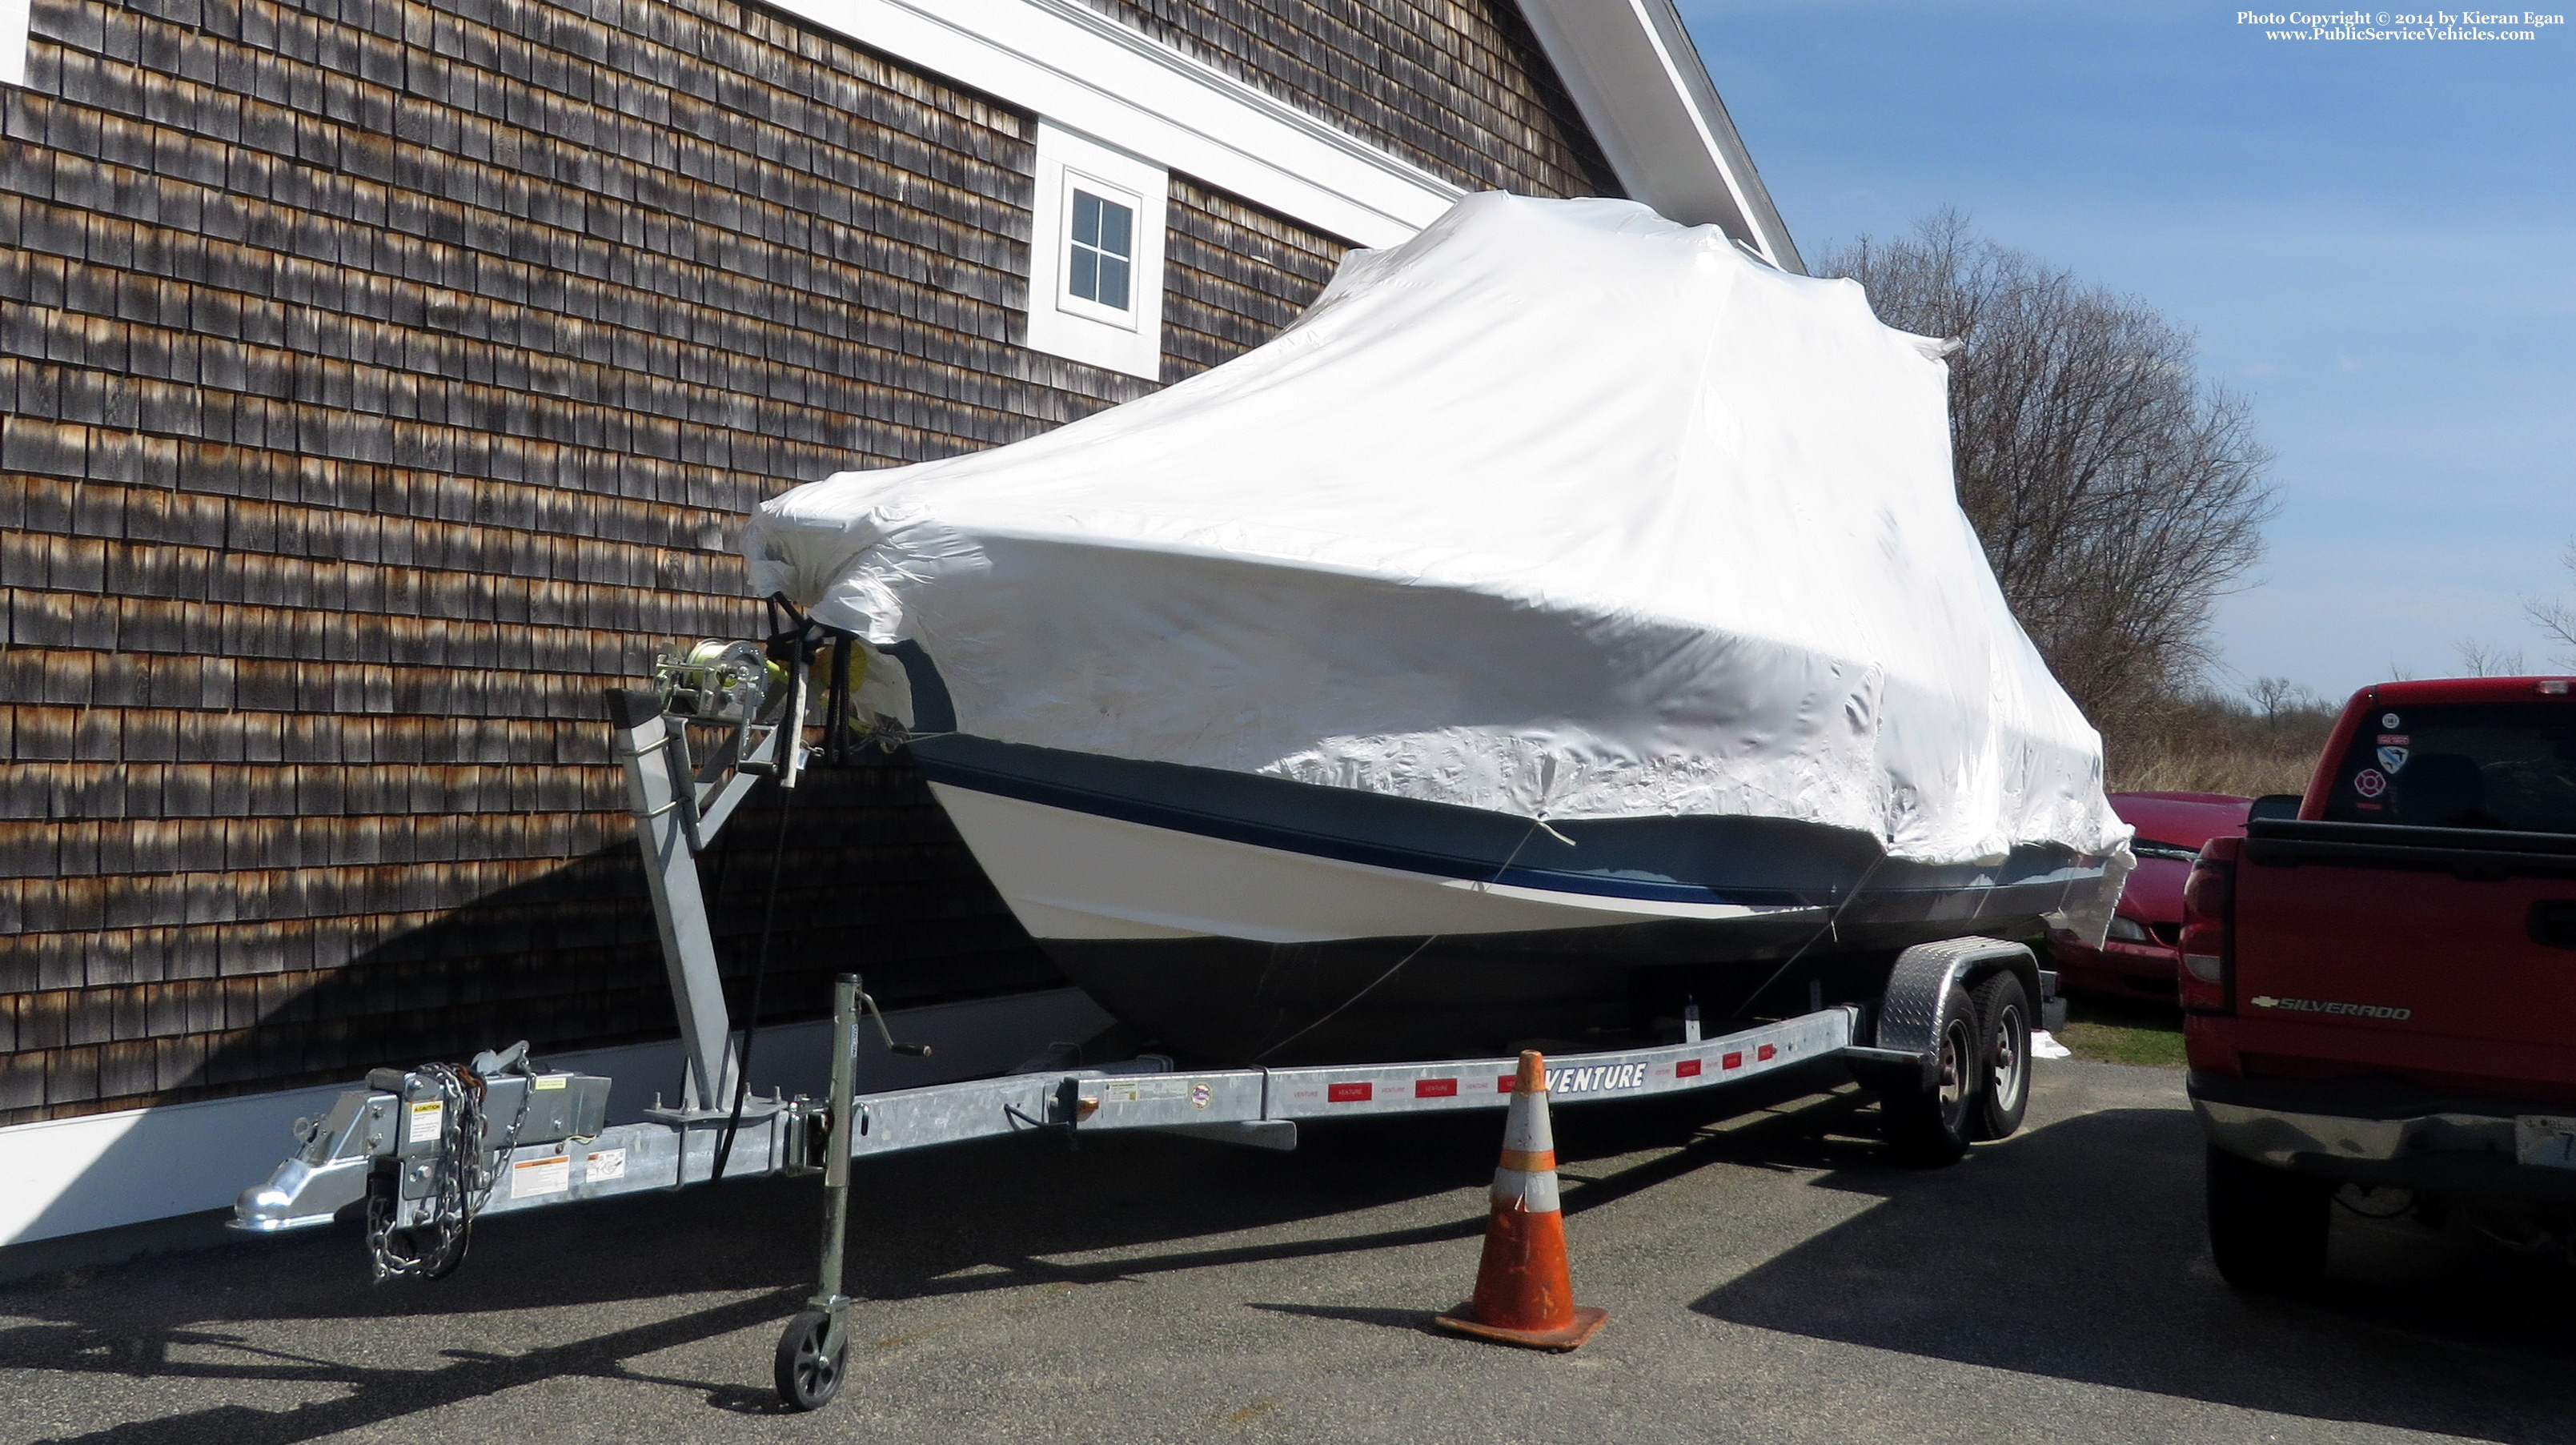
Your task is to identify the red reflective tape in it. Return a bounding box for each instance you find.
[1499,1075,1518,1092]
[1675,1059,1702,1078]
[1415,1078,1458,1098]
[1723,1051,1743,1070]
[1328,1082,1373,1103]
[1758,1043,1777,1062]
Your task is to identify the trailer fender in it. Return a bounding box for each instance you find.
[1844,936,2037,1090]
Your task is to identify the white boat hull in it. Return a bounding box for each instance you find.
[929,783,1821,945]
[904,736,2109,1063]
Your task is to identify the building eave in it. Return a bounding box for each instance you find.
[1515,0,1804,274]
[760,0,1463,248]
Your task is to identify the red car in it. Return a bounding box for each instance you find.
[2049,791,2253,1001]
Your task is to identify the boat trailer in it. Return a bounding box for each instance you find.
[231,620,2048,1410]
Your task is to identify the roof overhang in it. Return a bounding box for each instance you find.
[1517,0,1804,273]
[760,0,1466,249]
[732,0,1794,266]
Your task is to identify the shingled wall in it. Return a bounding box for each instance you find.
[0,0,1348,1127]
[1089,0,1621,200]
[0,0,1603,1128]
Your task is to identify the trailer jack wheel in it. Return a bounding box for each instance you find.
[774,1308,849,1411]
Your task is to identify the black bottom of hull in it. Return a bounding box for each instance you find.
[1043,912,2052,1066]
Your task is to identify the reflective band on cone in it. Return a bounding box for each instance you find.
[1434,1050,1609,1351]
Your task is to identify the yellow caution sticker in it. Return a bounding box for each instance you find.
[406,1101,444,1145]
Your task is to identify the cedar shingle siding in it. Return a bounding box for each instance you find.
[1087,0,1619,199]
[0,0,1605,1125]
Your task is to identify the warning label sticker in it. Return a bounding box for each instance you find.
[1093,1078,1191,1105]
[585,1147,627,1184]
[512,1155,572,1198]
[406,1101,444,1145]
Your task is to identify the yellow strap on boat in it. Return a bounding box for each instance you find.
[811,640,871,736]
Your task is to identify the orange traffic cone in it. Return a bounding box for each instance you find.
[1434,1050,1609,1351]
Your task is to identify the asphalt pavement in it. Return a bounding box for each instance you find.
[4,1057,2573,1444]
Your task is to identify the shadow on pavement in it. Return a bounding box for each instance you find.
[1694,1104,2576,1444]
[0,1074,1843,1444]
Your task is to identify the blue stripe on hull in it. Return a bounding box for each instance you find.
[909,733,2100,912]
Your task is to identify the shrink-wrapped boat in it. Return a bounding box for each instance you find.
[744,194,2132,1064]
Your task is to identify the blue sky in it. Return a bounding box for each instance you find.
[1679,0,2575,700]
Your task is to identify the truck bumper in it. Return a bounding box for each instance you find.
[2189,1072,2576,1203]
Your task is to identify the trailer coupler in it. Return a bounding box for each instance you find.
[233,1047,622,1239]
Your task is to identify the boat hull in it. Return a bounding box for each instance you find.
[910,736,2104,1063]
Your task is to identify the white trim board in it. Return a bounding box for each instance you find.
[1517,0,1803,271]
[764,0,1800,269]
[0,0,27,89]
[769,0,1463,248]
[0,986,1114,1247]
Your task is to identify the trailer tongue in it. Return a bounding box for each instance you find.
[229,621,2051,1411]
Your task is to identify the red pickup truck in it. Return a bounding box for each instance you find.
[2182,675,2576,1289]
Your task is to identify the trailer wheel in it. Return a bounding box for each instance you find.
[774,1308,848,1411]
[1880,981,1978,1166]
[1969,970,2031,1142]
[2205,1146,2329,1292]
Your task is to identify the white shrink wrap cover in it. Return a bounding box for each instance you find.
[744,194,2133,879]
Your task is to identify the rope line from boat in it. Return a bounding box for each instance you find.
[1719,852,1890,1024]
[1249,810,1559,1063]
[710,596,824,1187]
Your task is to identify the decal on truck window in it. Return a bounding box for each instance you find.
[2325,700,2576,832]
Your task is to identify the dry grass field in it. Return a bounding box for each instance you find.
[2105,693,2340,797]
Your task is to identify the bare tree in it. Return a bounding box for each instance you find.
[2246,674,2324,725]
[1820,214,2274,749]
[2454,638,2527,677]
[2529,539,2576,667]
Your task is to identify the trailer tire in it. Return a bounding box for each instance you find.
[774,1308,848,1411]
[1969,970,2032,1142]
[1880,981,1979,1166]
[2205,1146,2329,1292]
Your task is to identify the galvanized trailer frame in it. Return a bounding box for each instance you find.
[233,993,1874,1234]
[231,630,2040,1410]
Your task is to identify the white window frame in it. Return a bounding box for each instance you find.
[1026,122,1169,382]
[1056,176,1142,327]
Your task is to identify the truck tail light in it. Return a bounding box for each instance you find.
[2177,855,2234,1015]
